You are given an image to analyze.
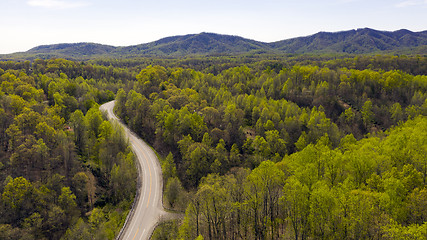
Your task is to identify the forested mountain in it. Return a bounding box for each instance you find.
[117,32,271,56]
[2,29,426,60]
[28,43,116,58]
[270,28,427,54]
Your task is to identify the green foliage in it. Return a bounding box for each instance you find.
[104,57,427,239]
[173,116,427,240]
[281,177,310,240]
[165,177,184,209]
[0,55,426,240]
[2,176,32,209]
[382,219,427,240]
[0,62,135,239]
[61,218,91,240]
[151,220,180,240]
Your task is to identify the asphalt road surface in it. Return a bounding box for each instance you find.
[100,101,166,240]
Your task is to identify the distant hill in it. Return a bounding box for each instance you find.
[2,28,426,60]
[269,28,427,54]
[28,43,116,58]
[116,32,272,56]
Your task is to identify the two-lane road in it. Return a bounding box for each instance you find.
[100,101,166,240]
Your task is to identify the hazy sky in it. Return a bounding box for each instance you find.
[1,0,426,54]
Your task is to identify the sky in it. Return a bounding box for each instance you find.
[0,0,426,54]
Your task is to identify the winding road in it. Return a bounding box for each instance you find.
[100,101,167,240]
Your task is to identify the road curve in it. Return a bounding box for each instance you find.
[100,100,166,240]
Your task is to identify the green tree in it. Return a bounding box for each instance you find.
[2,177,34,222]
[58,187,78,221]
[110,151,136,204]
[61,218,91,240]
[114,88,127,119]
[309,181,335,239]
[72,172,89,208]
[85,107,103,138]
[281,177,310,240]
[406,188,427,225]
[165,177,184,209]
[390,103,405,125]
[246,161,285,240]
[186,145,210,187]
[197,174,229,240]
[69,110,87,154]
[361,100,374,130]
[22,212,43,239]
[46,205,66,239]
[162,152,177,182]
[265,130,287,158]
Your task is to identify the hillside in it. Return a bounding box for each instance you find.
[1,28,426,59]
[28,43,117,58]
[116,32,272,56]
[270,28,427,54]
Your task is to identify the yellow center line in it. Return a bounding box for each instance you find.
[132,228,139,240]
[140,145,152,207]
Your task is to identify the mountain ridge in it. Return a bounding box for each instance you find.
[4,28,427,59]
[114,32,273,56]
[269,28,427,54]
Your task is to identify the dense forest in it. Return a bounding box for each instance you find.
[0,59,136,239]
[112,56,427,239]
[0,55,426,239]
